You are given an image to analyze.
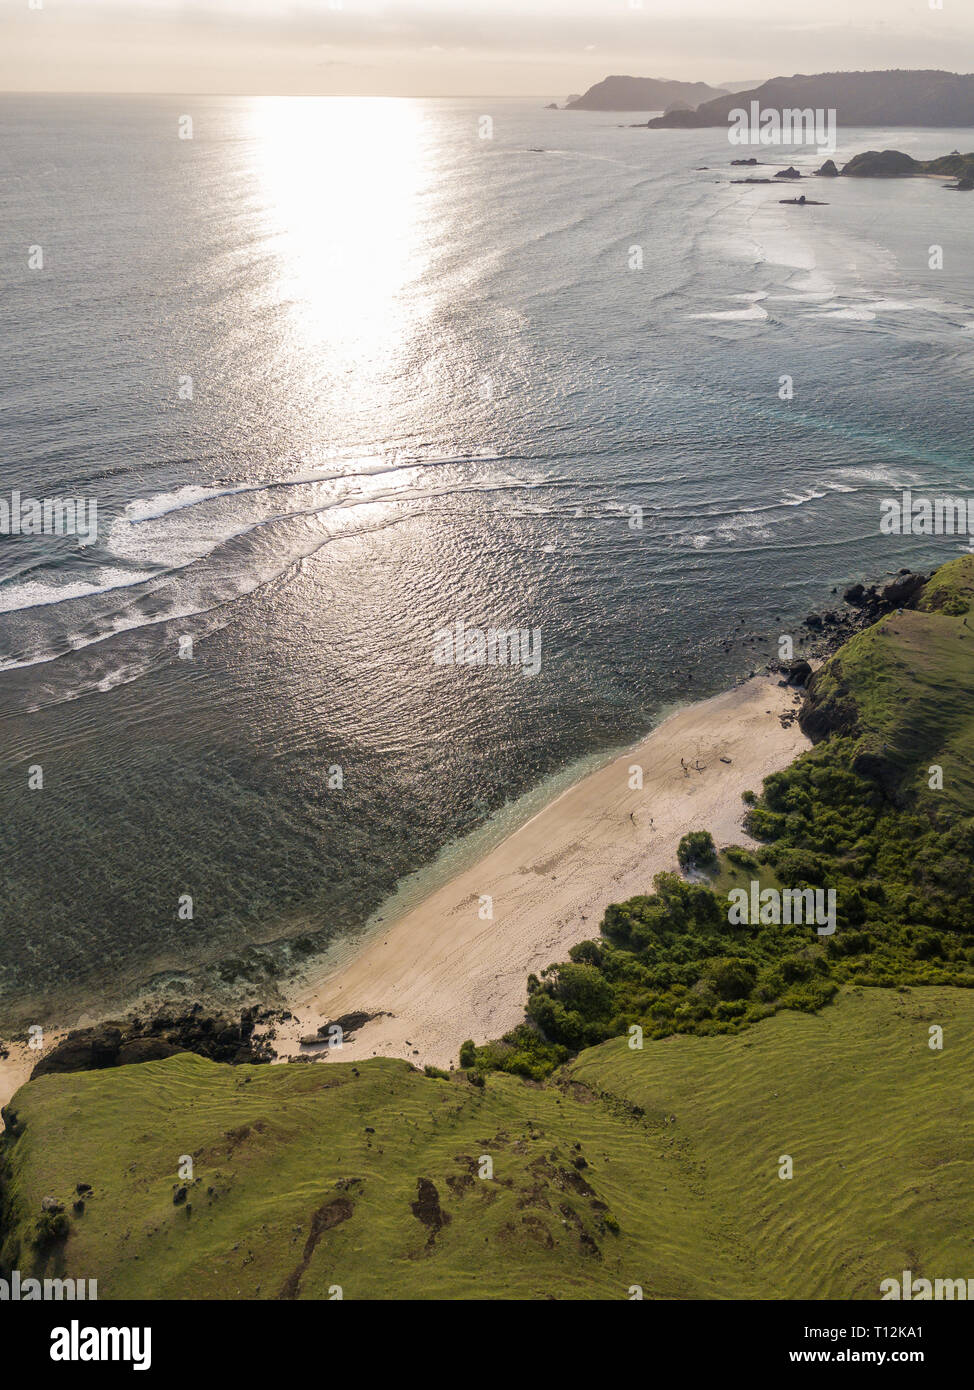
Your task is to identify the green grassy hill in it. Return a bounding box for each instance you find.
[803,555,974,813]
[2,987,970,1300]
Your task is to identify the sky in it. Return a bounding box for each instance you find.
[1,0,972,97]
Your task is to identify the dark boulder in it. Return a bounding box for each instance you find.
[880,572,925,606]
[116,1037,182,1067]
[784,660,813,687]
[317,1010,388,1042]
[30,1008,274,1081]
[31,1025,124,1078]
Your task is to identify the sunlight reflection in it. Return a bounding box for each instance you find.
[248,97,433,370]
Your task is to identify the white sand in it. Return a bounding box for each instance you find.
[0,1031,65,1113]
[270,675,810,1070]
[0,676,809,1112]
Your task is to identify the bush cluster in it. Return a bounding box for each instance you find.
[466,736,974,1081]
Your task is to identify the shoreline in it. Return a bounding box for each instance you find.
[267,673,810,1071]
[0,673,811,1111]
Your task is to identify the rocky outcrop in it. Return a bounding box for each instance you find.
[796,570,929,744]
[29,1006,278,1080]
[815,159,839,176]
[880,572,925,606]
[783,660,813,687]
[316,1010,389,1043]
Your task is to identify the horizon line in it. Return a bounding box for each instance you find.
[0,90,571,100]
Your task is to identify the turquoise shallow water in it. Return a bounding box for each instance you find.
[1,94,973,1022]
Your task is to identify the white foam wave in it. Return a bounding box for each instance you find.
[0,567,158,615]
[690,303,769,322]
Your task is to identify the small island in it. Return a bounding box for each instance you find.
[842,148,974,180]
[730,149,974,193]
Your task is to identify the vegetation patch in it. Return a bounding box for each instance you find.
[469,559,974,1078]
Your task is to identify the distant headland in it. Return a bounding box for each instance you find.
[645,69,974,128]
[563,75,727,112]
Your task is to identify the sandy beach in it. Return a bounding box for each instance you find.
[0,675,810,1111]
[269,674,811,1070]
[0,1030,65,1114]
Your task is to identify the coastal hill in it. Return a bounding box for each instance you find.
[3,559,974,1298]
[647,69,974,128]
[1,990,970,1299]
[566,75,726,111]
[840,149,974,183]
[496,559,974,1066]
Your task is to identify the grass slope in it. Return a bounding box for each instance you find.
[807,555,974,813]
[2,987,971,1300]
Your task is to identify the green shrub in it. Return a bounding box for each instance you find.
[477,706,974,1075]
[703,957,757,1001]
[34,1211,69,1249]
[677,830,717,871]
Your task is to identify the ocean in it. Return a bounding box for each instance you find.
[2,93,973,1025]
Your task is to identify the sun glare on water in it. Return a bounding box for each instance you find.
[247,97,435,373]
